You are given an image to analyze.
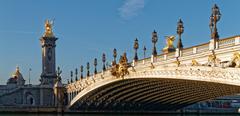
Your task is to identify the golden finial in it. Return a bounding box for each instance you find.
[44,19,54,37]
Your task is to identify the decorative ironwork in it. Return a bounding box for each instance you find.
[56,66,62,81]
[134,38,139,61]
[111,52,129,78]
[80,65,83,79]
[70,71,73,83]
[113,48,117,64]
[143,46,146,59]
[102,53,106,71]
[177,19,184,49]
[94,58,97,74]
[86,62,90,77]
[152,30,158,56]
[209,4,221,50]
[75,68,78,81]
[56,67,62,78]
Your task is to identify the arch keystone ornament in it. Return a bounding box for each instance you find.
[110,53,129,78]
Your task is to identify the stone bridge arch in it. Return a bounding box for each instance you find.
[67,66,240,111]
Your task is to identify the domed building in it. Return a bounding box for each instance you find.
[7,67,25,87]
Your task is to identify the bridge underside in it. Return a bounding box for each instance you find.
[70,78,240,111]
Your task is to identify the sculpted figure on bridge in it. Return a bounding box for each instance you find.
[166,36,175,48]
[163,36,176,53]
[191,59,199,66]
[228,52,240,68]
[207,53,221,67]
[111,53,129,78]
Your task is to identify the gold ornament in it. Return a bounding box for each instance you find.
[111,53,129,78]
[44,19,54,37]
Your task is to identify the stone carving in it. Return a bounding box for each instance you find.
[174,58,180,67]
[191,59,199,66]
[228,52,240,68]
[207,54,221,67]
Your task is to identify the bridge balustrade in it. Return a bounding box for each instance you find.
[218,37,235,49]
[182,47,194,56]
[194,43,209,54]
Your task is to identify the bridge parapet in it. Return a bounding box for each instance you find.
[218,36,238,48]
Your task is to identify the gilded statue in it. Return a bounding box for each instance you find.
[111,53,129,78]
[191,59,199,66]
[166,36,175,48]
[174,58,180,67]
[207,53,220,67]
[163,36,175,53]
[44,19,54,37]
[208,54,216,62]
[229,52,240,68]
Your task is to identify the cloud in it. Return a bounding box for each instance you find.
[119,0,145,20]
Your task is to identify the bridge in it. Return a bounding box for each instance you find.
[65,5,240,111]
[66,35,240,111]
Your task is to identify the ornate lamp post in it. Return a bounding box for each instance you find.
[86,62,90,77]
[113,48,117,63]
[75,68,78,81]
[177,19,184,50]
[134,38,139,61]
[80,65,83,79]
[94,58,97,74]
[152,30,158,57]
[209,14,214,36]
[210,4,221,49]
[102,53,106,71]
[70,71,73,83]
[143,46,146,59]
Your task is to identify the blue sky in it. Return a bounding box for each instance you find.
[0,0,239,84]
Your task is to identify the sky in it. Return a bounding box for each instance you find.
[0,0,239,85]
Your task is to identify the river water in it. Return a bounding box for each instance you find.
[0,113,240,116]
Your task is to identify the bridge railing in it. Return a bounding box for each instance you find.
[182,47,194,56]
[218,36,235,49]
